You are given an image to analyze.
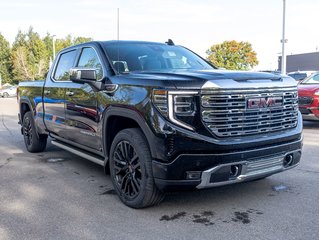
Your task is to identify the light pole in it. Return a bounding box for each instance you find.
[281,0,287,75]
[52,35,56,60]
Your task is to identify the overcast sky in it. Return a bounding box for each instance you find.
[0,0,318,70]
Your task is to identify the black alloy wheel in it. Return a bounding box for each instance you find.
[23,114,33,147]
[110,128,164,208]
[22,111,47,153]
[113,140,142,199]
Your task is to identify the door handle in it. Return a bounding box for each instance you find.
[66,91,75,96]
[44,90,51,95]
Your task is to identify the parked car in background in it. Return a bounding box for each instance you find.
[259,70,281,75]
[0,86,18,98]
[288,71,316,82]
[298,72,319,120]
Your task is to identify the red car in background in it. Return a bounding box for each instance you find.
[298,72,319,121]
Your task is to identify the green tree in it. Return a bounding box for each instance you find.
[55,35,92,54]
[12,30,27,49]
[12,27,49,80]
[206,40,258,70]
[73,36,93,45]
[0,33,13,84]
[12,46,32,80]
[55,34,73,54]
[9,26,93,82]
[26,27,48,80]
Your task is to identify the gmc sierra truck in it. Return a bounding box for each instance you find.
[18,40,303,208]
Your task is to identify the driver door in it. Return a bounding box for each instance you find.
[64,47,103,151]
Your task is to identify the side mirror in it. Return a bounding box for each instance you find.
[70,68,97,83]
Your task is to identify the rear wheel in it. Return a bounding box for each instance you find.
[3,92,9,98]
[109,128,164,208]
[23,111,47,153]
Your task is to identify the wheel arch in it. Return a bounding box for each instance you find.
[19,98,45,138]
[102,107,161,167]
[20,98,34,123]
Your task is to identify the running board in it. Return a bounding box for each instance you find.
[51,140,104,166]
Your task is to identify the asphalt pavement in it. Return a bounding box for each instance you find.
[0,98,318,240]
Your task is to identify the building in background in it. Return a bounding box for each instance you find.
[278,52,319,73]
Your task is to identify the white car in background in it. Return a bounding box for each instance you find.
[0,86,18,98]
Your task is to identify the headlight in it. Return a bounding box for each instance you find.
[314,90,319,96]
[174,95,196,115]
[152,89,168,117]
[153,90,198,130]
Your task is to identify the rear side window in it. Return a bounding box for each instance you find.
[77,48,103,80]
[53,50,77,81]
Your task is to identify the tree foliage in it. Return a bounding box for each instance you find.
[206,40,258,70]
[0,33,12,84]
[0,26,93,85]
[11,27,48,80]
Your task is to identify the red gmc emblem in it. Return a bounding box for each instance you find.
[247,96,283,109]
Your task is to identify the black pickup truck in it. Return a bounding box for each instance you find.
[18,40,303,208]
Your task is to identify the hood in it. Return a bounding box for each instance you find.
[124,69,289,89]
[298,83,319,95]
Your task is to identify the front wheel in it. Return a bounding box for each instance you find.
[3,92,9,98]
[23,111,47,153]
[109,128,164,208]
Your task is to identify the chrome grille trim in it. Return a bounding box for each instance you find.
[201,87,298,137]
[196,149,301,189]
[201,86,297,94]
[245,155,284,175]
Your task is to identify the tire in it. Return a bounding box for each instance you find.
[3,92,9,98]
[109,128,165,208]
[23,111,47,153]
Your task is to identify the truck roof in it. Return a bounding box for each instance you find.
[58,40,169,55]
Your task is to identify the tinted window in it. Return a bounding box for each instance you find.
[54,50,77,81]
[294,73,307,81]
[77,48,103,79]
[104,43,214,74]
[301,73,319,84]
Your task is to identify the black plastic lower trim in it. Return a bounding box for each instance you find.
[152,137,303,181]
[154,178,200,191]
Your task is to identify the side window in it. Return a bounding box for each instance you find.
[54,50,77,81]
[303,73,319,84]
[77,48,103,80]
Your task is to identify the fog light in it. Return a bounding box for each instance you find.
[283,154,294,168]
[186,171,201,180]
[230,165,240,178]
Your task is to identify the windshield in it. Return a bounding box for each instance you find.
[103,42,215,74]
[288,73,307,81]
[300,73,319,84]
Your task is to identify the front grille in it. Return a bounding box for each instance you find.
[298,96,313,105]
[201,87,298,137]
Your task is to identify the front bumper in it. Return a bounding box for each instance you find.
[299,107,319,121]
[153,137,302,191]
[196,149,301,189]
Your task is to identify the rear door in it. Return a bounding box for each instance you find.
[64,47,103,151]
[43,49,78,138]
